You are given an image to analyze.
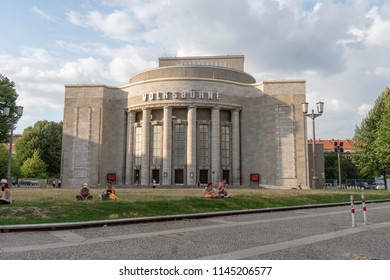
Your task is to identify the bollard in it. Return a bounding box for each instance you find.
[350,195,355,227]
[361,194,367,224]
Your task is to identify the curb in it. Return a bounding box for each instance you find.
[1,199,390,233]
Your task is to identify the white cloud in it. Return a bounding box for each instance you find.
[66,10,135,40]
[357,103,373,117]
[31,6,57,22]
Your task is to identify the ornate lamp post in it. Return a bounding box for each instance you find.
[302,101,324,189]
[1,103,23,182]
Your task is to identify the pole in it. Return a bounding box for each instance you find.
[350,195,355,227]
[361,195,367,224]
[7,124,14,182]
[311,110,318,189]
[337,150,341,187]
[303,110,309,188]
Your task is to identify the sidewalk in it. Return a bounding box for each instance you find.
[2,199,390,233]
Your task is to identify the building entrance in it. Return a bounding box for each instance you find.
[134,170,140,185]
[152,169,160,184]
[199,169,208,184]
[222,170,230,184]
[175,169,184,184]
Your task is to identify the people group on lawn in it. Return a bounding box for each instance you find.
[2,178,230,203]
[203,180,230,198]
[76,181,118,201]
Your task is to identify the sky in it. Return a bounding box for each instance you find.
[1,0,389,140]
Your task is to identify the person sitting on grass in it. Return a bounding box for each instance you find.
[216,180,231,198]
[203,182,216,198]
[0,179,12,204]
[76,183,93,200]
[99,181,118,200]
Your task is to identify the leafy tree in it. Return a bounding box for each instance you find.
[353,88,390,188]
[324,152,338,179]
[20,150,48,178]
[15,120,63,177]
[325,152,359,183]
[373,99,390,179]
[0,144,8,179]
[0,144,21,180]
[0,74,20,143]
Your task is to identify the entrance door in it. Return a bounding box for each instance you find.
[222,170,229,184]
[199,169,208,184]
[175,169,184,184]
[134,170,140,185]
[152,169,160,184]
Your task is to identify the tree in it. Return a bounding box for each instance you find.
[0,144,21,181]
[20,150,48,178]
[353,88,390,188]
[15,120,63,177]
[0,74,20,143]
[0,144,8,179]
[325,152,360,183]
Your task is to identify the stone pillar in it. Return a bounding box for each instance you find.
[231,109,241,186]
[141,108,151,186]
[211,107,221,184]
[187,106,197,186]
[125,110,135,185]
[162,106,172,186]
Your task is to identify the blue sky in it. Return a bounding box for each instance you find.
[1,0,390,139]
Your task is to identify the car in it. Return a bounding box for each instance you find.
[357,182,370,189]
[370,181,386,190]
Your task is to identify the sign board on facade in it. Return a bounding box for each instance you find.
[107,173,116,182]
[250,173,260,182]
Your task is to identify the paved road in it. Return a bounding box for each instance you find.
[1,202,390,260]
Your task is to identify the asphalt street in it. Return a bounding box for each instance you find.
[1,201,390,260]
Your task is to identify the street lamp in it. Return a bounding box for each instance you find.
[1,103,23,182]
[302,101,324,189]
[334,141,344,187]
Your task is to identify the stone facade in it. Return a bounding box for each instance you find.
[61,55,308,188]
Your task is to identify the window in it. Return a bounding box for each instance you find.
[152,125,162,165]
[221,125,230,167]
[199,124,209,166]
[134,126,142,166]
[174,124,185,166]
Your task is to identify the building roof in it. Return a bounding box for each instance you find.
[308,139,353,152]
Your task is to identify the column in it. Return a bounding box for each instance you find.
[125,110,135,185]
[231,109,241,186]
[141,108,151,186]
[162,106,172,186]
[187,106,197,186]
[211,107,221,184]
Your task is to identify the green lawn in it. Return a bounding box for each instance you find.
[1,187,390,225]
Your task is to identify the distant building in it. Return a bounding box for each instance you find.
[306,139,354,187]
[4,134,21,154]
[319,139,353,153]
[307,140,325,187]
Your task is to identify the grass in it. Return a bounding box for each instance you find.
[1,187,390,225]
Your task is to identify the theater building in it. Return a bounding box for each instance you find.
[61,55,308,188]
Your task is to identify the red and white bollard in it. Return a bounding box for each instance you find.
[361,194,367,224]
[350,195,355,227]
